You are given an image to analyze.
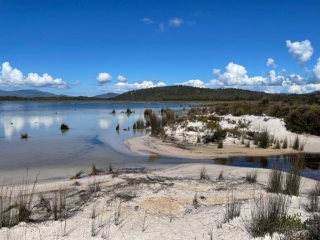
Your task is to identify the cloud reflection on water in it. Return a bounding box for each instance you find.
[1,115,63,138]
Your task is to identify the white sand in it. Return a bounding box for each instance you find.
[125,114,320,159]
[0,164,317,240]
[1,114,319,239]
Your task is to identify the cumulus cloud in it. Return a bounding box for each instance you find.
[71,80,80,86]
[286,40,314,65]
[0,62,69,89]
[169,17,183,27]
[268,70,284,85]
[266,58,277,68]
[208,62,308,88]
[292,83,320,94]
[141,18,153,24]
[280,68,287,76]
[177,79,204,88]
[99,81,166,93]
[95,72,112,84]
[159,23,165,32]
[117,75,127,82]
[212,62,267,86]
[313,58,320,81]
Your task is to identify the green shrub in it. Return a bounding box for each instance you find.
[304,214,320,239]
[268,167,284,193]
[248,194,303,238]
[258,131,270,149]
[285,105,320,136]
[285,155,304,196]
[223,191,241,223]
[293,135,300,150]
[282,137,288,149]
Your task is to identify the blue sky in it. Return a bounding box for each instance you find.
[0,0,320,96]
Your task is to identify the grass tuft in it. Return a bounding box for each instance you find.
[223,190,241,223]
[246,170,258,184]
[70,170,84,180]
[60,123,69,130]
[284,154,304,196]
[200,167,210,180]
[21,133,28,139]
[268,166,284,193]
[217,170,224,180]
[247,193,303,238]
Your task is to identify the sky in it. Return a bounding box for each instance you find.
[0,0,320,96]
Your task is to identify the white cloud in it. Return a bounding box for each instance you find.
[268,70,284,86]
[159,23,165,32]
[117,75,127,82]
[0,62,69,89]
[177,79,204,88]
[212,62,267,86]
[266,58,277,68]
[99,81,166,93]
[286,40,314,65]
[141,18,153,24]
[285,74,305,85]
[71,80,80,86]
[288,84,308,94]
[208,62,308,88]
[95,72,112,84]
[313,58,320,81]
[169,17,183,27]
[280,68,287,76]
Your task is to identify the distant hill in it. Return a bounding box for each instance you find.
[112,86,271,101]
[93,92,119,99]
[0,89,57,98]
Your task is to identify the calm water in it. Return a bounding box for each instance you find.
[0,101,319,183]
[0,101,207,183]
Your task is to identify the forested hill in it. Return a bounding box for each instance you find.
[112,86,271,101]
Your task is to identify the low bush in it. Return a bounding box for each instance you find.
[285,105,320,136]
[258,131,270,149]
[223,190,241,223]
[282,137,288,149]
[248,194,303,238]
[268,166,284,193]
[304,214,320,239]
[285,155,304,196]
[246,170,258,183]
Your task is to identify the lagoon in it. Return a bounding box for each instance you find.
[0,101,206,184]
[1,101,319,184]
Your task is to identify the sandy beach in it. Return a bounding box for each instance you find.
[1,115,320,239]
[125,114,320,160]
[0,164,318,240]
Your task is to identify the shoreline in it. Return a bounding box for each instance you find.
[1,163,318,240]
[125,134,298,159]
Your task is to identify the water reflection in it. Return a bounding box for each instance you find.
[98,118,111,129]
[2,115,64,139]
[3,116,24,138]
[213,154,320,179]
[148,153,160,163]
[60,128,69,134]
